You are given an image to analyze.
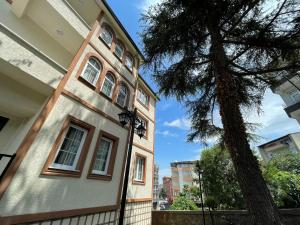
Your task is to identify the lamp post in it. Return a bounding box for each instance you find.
[118,107,146,225]
[197,168,206,225]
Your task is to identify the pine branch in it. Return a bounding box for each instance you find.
[232,64,300,76]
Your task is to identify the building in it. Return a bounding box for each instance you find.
[258,133,300,162]
[272,72,300,124]
[0,1,158,225]
[162,176,173,203]
[171,161,197,198]
[153,164,159,206]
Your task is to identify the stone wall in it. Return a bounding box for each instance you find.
[152,209,300,225]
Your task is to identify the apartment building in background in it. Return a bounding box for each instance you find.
[272,72,300,124]
[171,161,196,198]
[162,176,173,204]
[152,164,159,207]
[0,0,158,224]
[258,132,300,162]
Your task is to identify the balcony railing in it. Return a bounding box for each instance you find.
[0,153,16,180]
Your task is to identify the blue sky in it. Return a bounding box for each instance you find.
[107,0,300,181]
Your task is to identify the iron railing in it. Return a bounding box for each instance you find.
[0,153,16,180]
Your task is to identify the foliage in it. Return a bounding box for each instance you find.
[141,0,300,143]
[159,188,167,199]
[171,196,198,210]
[266,153,300,174]
[196,145,245,209]
[204,196,218,210]
[142,0,300,223]
[262,153,300,208]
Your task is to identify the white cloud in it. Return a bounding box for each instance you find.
[243,89,300,146]
[137,0,164,11]
[156,130,178,137]
[163,118,191,130]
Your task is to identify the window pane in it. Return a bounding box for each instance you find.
[135,156,145,181]
[0,116,9,131]
[82,58,101,85]
[101,28,113,46]
[117,85,127,107]
[54,125,86,168]
[93,138,112,174]
[101,74,115,97]
[115,43,124,58]
[138,89,149,105]
[125,55,133,70]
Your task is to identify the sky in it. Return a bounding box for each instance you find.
[107,0,300,181]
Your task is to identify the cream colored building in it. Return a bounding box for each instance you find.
[0,0,157,224]
[272,73,300,124]
[258,133,300,162]
[171,161,197,198]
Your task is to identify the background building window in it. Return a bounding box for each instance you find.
[101,73,115,98]
[114,41,124,59]
[52,124,87,171]
[125,54,134,71]
[116,84,128,107]
[0,116,9,131]
[138,88,149,106]
[100,26,113,46]
[134,155,145,182]
[92,137,113,175]
[81,58,101,85]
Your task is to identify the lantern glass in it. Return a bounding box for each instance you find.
[136,124,146,138]
[118,112,130,126]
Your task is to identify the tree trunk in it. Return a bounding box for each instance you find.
[207,18,283,225]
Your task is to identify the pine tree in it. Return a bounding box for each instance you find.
[141,0,300,224]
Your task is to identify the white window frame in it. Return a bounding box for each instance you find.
[92,137,113,175]
[101,73,115,98]
[100,26,113,47]
[138,88,149,106]
[134,156,145,182]
[51,124,87,171]
[114,42,124,59]
[116,84,128,107]
[81,58,101,86]
[125,55,134,71]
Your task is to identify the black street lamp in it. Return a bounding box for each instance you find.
[197,168,206,225]
[118,107,146,225]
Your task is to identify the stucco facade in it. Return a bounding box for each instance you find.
[170,161,197,198]
[0,1,157,224]
[258,132,300,162]
[272,73,300,124]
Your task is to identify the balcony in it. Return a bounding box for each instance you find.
[0,0,99,89]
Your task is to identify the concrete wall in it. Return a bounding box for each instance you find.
[152,209,300,225]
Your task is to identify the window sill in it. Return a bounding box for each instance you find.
[113,52,123,63]
[78,76,97,91]
[87,173,112,181]
[99,91,113,102]
[132,180,145,186]
[99,37,112,50]
[125,65,134,75]
[137,99,150,111]
[41,167,81,178]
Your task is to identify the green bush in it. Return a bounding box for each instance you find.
[171,196,198,210]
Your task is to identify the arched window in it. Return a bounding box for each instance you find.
[114,41,125,59]
[101,73,115,98]
[100,25,113,46]
[116,83,128,107]
[81,57,101,85]
[125,54,134,71]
